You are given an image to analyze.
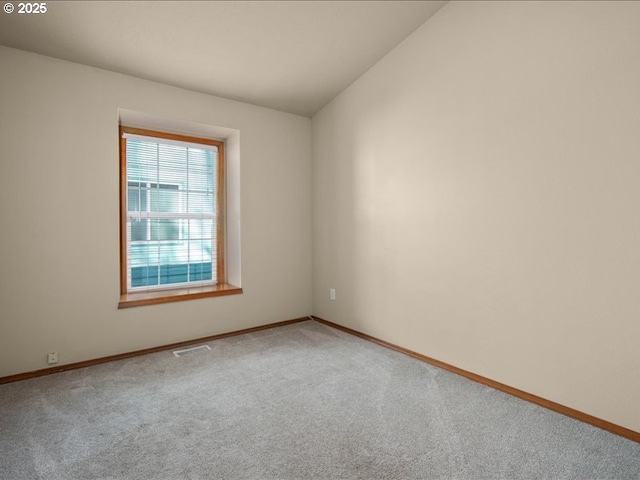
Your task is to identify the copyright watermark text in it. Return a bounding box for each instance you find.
[4,3,48,14]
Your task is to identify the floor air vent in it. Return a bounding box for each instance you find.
[173,345,211,357]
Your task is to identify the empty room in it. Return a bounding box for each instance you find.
[0,1,639,478]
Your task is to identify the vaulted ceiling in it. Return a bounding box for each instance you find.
[0,1,447,116]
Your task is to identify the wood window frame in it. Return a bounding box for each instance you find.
[118,126,242,308]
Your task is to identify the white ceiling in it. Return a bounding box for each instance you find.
[0,1,447,117]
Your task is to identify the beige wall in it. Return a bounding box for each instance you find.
[312,1,640,432]
[0,46,312,378]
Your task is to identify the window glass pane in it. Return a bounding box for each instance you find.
[160,263,189,285]
[150,219,179,242]
[130,242,158,266]
[188,192,214,215]
[127,182,146,212]
[187,239,214,265]
[188,218,214,240]
[124,134,219,290]
[130,219,148,242]
[150,184,179,213]
[187,149,214,188]
[127,140,159,185]
[189,262,212,282]
[131,265,159,288]
[128,182,147,241]
[158,144,187,187]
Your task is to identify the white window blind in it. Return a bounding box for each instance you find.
[124,133,218,290]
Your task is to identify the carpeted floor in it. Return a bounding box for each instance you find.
[0,320,639,479]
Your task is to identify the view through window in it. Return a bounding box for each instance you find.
[119,127,225,298]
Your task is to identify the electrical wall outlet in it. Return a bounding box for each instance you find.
[47,352,58,365]
[329,288,336,301]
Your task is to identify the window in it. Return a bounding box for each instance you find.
[119,127,241,308]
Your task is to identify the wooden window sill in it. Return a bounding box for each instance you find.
[118,284,242,309]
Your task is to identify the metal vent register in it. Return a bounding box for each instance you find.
[172,345,212,357]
